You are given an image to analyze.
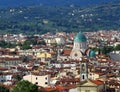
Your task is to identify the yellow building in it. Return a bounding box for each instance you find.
[88,72,106,80]
[77,80,104,92]
[36,52,51,59]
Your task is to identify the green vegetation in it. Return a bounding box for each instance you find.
[0,40,16,48]
[114,44,120,50]
[20,39,46,50]
[93,44,120,55]
[13,74,22,82]
[20,40,32,50]
[0,38,46,50]
[0,85,9,92]
[12,80,38,92]
[101,46,114,55]
[0,2,120,34]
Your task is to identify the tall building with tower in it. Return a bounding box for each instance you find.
[70,32,95,60]
[70,32,105,92]
[80,59,88,82]
[70,32,89,81]
[70,32,87,60]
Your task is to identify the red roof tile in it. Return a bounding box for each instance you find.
[62,50,71,55]
[91,80,104,85]
[56,84,76,91]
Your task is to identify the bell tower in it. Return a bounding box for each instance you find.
[80,59,88,81]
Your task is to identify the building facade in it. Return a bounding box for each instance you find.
[23,74,50,87]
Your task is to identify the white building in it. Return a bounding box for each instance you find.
[110,51,120,60]
[23,74,50,87]
[55,37,65,45]
[0,73,12,83]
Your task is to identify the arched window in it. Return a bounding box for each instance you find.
[82,75,85,80]
[82,64,85,71]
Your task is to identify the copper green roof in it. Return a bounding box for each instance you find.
[74,32,87,42]
[89,50,96,57]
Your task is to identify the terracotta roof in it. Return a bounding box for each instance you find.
[62,49,71,56]
[43,86,58,92]
[32,46,44,49]
[0,57,22,61]
[56,84,76,91]
[4,85,14,89]
[49,51,56,55]
[0,68,8,71]
[93,72,105,76]
[17,67,32,71]
[106,73,115,78]
[91,80,104,85]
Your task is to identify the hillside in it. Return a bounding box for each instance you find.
[0,2,120,34]
[0,0,119,8]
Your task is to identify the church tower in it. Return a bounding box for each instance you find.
[80,59,88,81]
[70,32,87,60]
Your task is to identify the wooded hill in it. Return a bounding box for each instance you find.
[0,2,120,34]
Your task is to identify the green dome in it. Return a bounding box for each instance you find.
[89,50,96,57]
[74,32,87,42]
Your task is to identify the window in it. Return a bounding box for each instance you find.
[82,64,85,71]
[36,77,38,80]
[45,82,48,84]
[82,75,85,80]
[74,53,78,57]
[35,82,38,84]
[45,77,47,80]
[94,63,97,66]
[85,90,90,92]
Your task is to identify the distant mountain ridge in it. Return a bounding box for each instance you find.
[0,0,119,8]
[0,1,120,34]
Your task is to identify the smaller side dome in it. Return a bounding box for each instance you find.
[89,50,96,57]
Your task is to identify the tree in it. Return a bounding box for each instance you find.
[13,74,22,82]
[114,44,120,51]
[21,45,32,50]
[100,46,114,55]
[0,85,9,92]
[12,80,38,92]
[0,40,16,48]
